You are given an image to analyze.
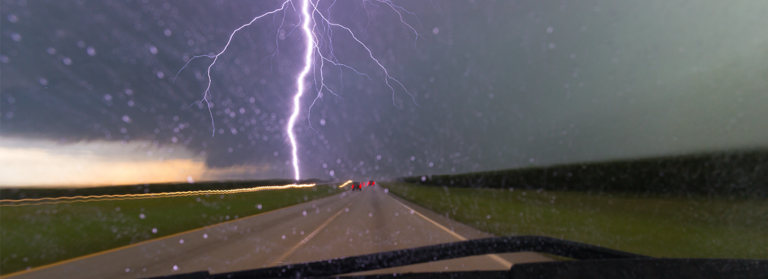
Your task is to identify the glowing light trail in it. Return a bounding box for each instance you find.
[0,183,316,207]
[337,180,353,188]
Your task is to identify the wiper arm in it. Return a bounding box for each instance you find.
[154,236,649,279]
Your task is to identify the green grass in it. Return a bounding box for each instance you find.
[0,185,341,275]
[384,183,768,259]
[403,150,768,197]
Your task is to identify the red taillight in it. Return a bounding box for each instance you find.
[372,181,375,185]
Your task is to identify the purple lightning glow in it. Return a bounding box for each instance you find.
[175,0,420,181]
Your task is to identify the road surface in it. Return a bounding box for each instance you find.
[6,185,551,278]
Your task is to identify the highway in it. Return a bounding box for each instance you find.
[7,185,551,278]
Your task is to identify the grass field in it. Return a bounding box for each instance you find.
[404,150,768,198]
[384,183,768,259]
[0,185,341,275]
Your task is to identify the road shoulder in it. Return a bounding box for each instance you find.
[384,186,554,264]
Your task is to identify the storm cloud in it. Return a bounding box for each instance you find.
[2,0,767,184]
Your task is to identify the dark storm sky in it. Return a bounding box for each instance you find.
[2,0,767,183]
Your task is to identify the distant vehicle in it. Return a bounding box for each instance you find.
[368,180,375,187]
[351,182,362,191]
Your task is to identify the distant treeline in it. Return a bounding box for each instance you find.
[401,150,768,198]
[0,178,327,200]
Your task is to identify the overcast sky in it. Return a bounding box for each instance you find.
[1,0,767,186]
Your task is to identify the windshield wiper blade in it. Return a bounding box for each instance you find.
[153,236,649,279]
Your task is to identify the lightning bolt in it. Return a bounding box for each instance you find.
[287,0,315,181]
[175,1,291,137]
[175,0,420,181]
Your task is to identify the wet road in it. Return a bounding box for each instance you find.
[6,185,551,278]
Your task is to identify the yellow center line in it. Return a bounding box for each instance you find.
[388,194,513,269]
[269,200,355,266]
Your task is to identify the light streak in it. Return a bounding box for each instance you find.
[0,183,316,207]
[175,1,421,181]
[337,180,353,188]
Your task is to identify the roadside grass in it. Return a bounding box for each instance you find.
[384,183,768,259]
[0,185,341,275]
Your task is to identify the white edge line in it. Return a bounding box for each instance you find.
[388,193,513,269]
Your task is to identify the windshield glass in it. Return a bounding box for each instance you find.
[1,0,766,278]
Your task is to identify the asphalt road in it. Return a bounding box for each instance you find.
[6,185,551,278]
